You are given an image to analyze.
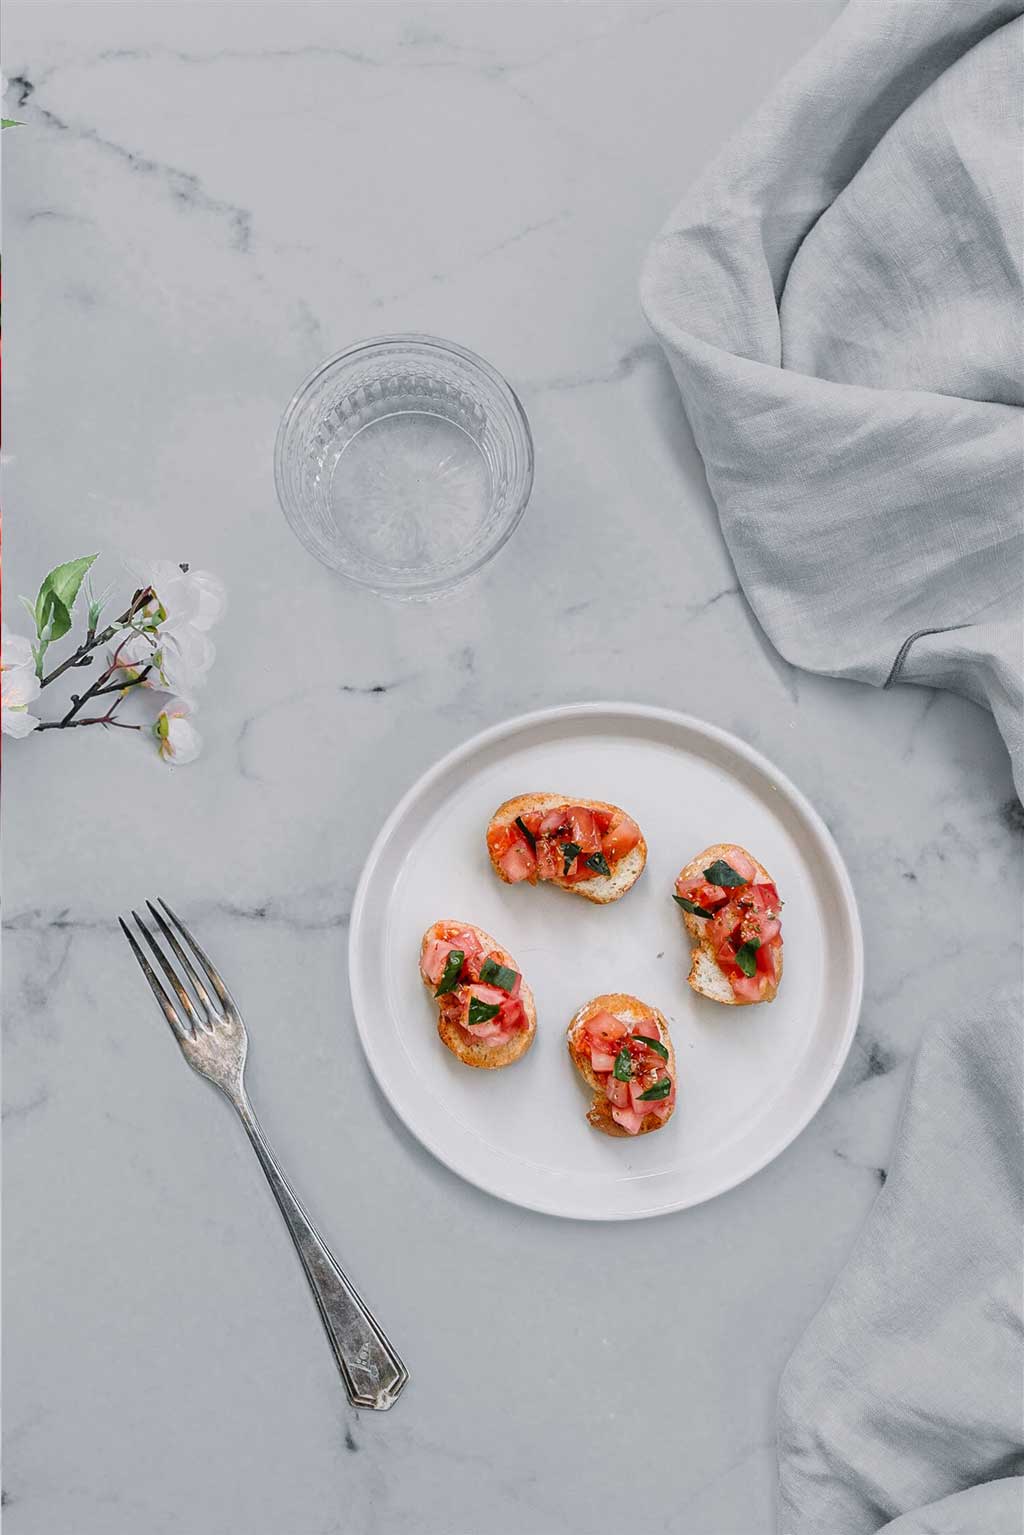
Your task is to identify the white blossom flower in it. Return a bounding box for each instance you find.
[109,625,214,706]
[2,625,42,737]
[126,559,227,634]
[154,699,202,765]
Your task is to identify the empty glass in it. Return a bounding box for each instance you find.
[274,335,534,598]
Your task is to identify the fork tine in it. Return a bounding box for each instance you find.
[157,898,235,1010]
[119,917,191,1042]
[144,900,216,1027]
[131,909,205,1034]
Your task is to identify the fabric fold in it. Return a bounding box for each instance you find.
[776,998,1023,1533]
[642,0,1024,795]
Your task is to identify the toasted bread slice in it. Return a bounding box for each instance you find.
[567,993,677,1137]
[420,921,536,1069]
[676,843,783,1006]
[487,794,646,904]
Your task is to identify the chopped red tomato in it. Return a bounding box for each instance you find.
[499,842,536,883]
[723,847,757,882]
[535,839,562,881]
[580,1015,675,1136]
[601,812,641,863]
[494,804,640,887]
[567,806,601,856]
[426,930,528,1044]
[420,938,455,986]
[676,853,783,1001]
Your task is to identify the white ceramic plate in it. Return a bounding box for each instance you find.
[349,704,862,1220]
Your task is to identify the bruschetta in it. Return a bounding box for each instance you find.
[486,795,646,904]
[419,920,537,1068]
[567,994,677,1137]
[674,843,784,1005]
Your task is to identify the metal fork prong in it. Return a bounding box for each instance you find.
[144,900,217,1028]
[157,898,236,1011]
[118,917,191,1042]
[131,908,206,1034]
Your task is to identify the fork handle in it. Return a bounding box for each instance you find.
[234,1096,408,1411]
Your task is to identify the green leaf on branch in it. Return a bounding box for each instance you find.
[34,555,99,642]
[2,119,24,129]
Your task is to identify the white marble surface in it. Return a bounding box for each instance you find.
[3,4,1021,1533]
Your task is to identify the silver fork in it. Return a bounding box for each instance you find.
[119,898,408,1413]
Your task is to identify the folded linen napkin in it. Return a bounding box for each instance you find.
[642,0,1024,797]
[777,998,1023,1533]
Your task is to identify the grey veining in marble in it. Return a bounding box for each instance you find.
[3,4,1020,1534]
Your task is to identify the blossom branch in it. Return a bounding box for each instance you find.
[38,587,155,690]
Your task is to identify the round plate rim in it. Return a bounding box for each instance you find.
[348,701,863,1220]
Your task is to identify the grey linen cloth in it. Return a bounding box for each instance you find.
[642,0,1024,797]
[777,999,1023,1533]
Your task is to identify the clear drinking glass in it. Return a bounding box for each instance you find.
[274,335,534,598]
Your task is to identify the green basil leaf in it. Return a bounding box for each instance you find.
[673,894,715,919]
[634,1034,669,1060]
[613,1046,634,1081]
[638,1076,672,1101]
[479,958,518,992]
[434,949,465,997]
[735,939,761,977]
[585,851,611,877]
[514,815,536,850]
[561,841,581,875]
[703,859,746,888]
[467,996,501,1027]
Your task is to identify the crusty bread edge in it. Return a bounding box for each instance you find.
[488,794,647,905]
[675,843,783,1007]
[421,921,537,1069]
[566,992,676,1137]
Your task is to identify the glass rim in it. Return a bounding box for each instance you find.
[273,333,535,598]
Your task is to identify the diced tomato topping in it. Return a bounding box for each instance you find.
[499,842,537,883]
[451,928,482,958]
[747,881,780,914]
[429,931,530,1044]
[497,997,527,1033]
[567,806,601,855]
[499,804,639,886]
[605,1076,630,1108]
[708,901,743,954]
[678,857,783,1001]
[676,876,730,912]
[420,938,456,986]
[581,1016,675,1135]
[535,838,562,881]
[723,846,757,882]
[601,813,641,862]
[730,973,765,1003]
[584,1011,629,1048]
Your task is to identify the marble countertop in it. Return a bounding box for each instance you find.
[4,5,1021,1533]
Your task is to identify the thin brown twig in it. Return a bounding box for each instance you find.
[36,715,141,733]
[90,667,153,699]
[39,587,155,689]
